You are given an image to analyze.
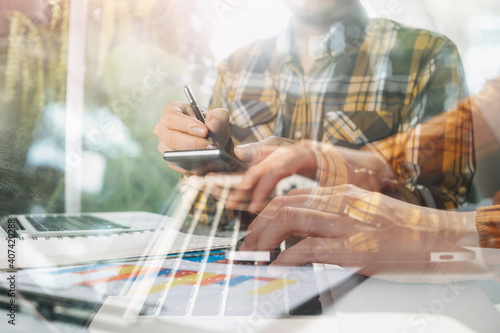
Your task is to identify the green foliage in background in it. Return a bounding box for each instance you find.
[0,0,69,215]
[0,0,216,215]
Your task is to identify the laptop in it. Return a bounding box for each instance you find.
[0,182,202,240]
[0,211,170,238]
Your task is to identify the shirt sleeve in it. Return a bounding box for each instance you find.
[476,205,500,281]
[476,205,500,248]
[367,41,474,209]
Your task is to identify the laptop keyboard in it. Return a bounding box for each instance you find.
[20,215,130,232]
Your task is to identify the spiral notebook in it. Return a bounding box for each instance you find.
[0,212,233,269]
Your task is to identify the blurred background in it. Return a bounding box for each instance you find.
[1,0,499,217]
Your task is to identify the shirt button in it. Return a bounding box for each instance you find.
[295,131,303,140]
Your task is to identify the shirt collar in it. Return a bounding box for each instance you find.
[276,5,369,60]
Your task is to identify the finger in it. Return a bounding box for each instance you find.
[240,192,363,247]
[157,140,171,154]
[234,143,278,164]
[161,102,208,137]
[247,194,324,220]
[163,130,212,151]
[268,241,318,268]
[205,108,230,148]
[248,167,289,213]
[186,174,252,209]
[205,108,229,134]
[242,207,360,252]
[187,175,208,192]
[256,209,359,251]
[229,147,299,210]
[271,238,397,278]
[188,174,238,193]
[226,190,252,210]
[270,238,344,267]
[202,172,254,209]
[226,195,271,212]
[226,166,267,208]
[204,173,244,188]
[187,175,229,199]
[242,197,326,247]
[285,186,350,214]
[271,238,367,267]
[242,145,317,212]
[234,135,295,164]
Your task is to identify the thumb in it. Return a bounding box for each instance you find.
[205,108,229,134]
[205,108,230,148]
[234,142,276,164]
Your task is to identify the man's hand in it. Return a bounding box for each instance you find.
[184,136,299,211]
[153,102,231,174]
[239,185,478,279]
[229,138,318,213]
[233,136,295,164]
[228,140,399,212]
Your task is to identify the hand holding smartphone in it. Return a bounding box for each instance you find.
[163,85,248,175]
[162,86,246,174]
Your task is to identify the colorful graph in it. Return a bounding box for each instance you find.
[42,255,297,296]
[20,255,320,317]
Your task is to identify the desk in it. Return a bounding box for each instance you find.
[2,261,499,333]
[333,278,500,333]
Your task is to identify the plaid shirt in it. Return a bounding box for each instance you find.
[189,7,469,224]
[370,77,500,210]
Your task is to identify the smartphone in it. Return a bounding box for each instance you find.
[163,149,248,174]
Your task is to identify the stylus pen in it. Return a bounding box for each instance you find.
[184,85,216,147]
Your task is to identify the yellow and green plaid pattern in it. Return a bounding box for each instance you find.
[191,8,471,224]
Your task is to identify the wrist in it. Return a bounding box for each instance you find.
[301,146,319,179]
[313,148,353,187]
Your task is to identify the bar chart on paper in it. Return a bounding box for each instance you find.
[17,254,321,318]
[134,255,314,317]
